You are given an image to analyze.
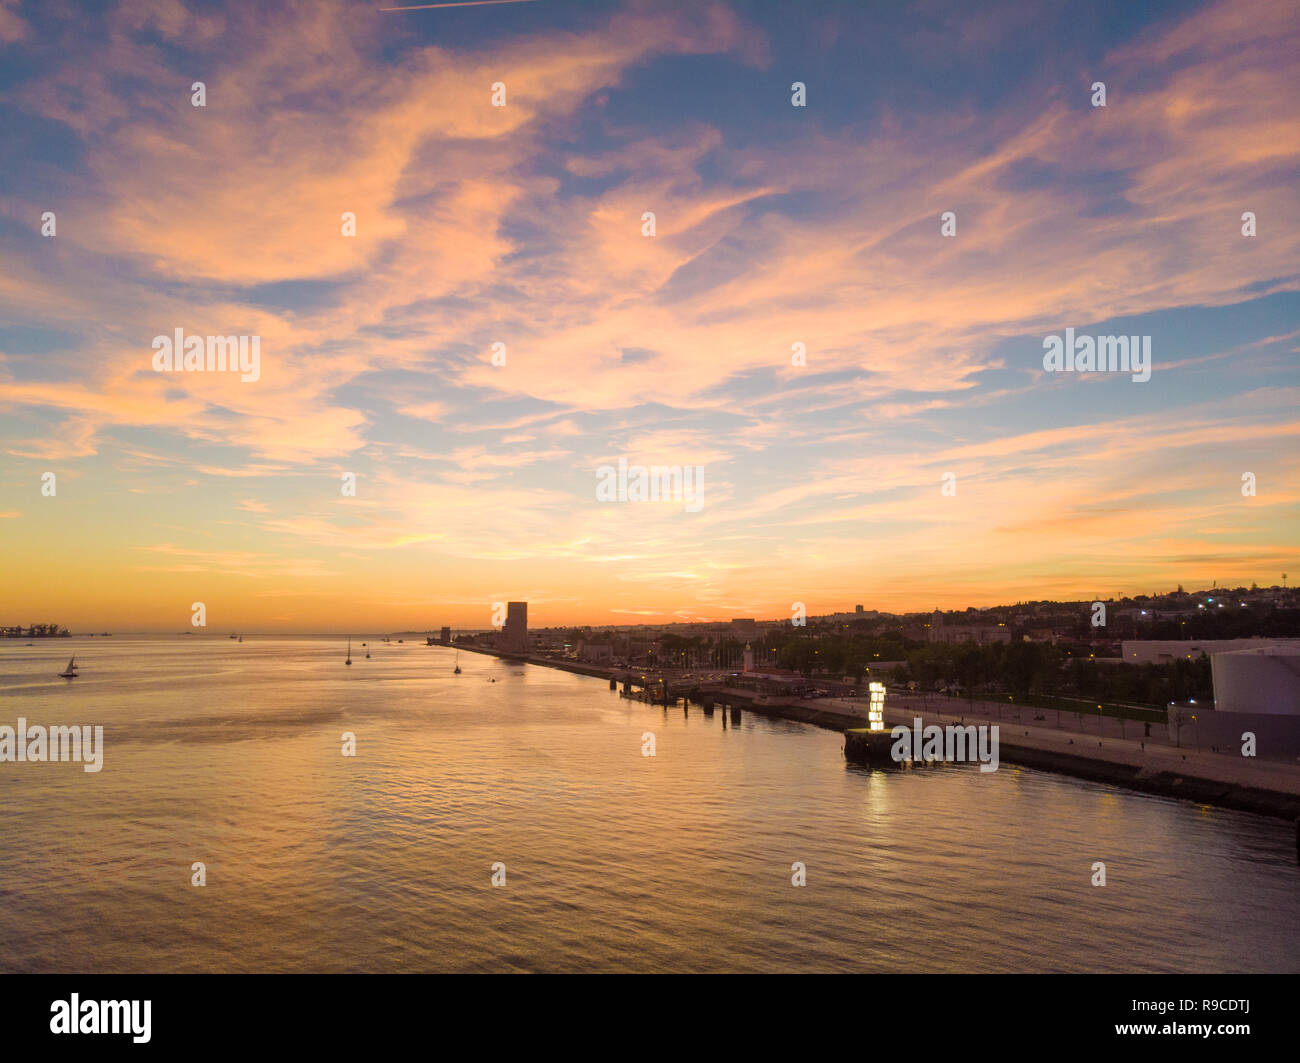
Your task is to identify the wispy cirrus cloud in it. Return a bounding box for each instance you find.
[0,0,1296,628]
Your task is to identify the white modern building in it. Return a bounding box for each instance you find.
[1210,645,1300,715]
[1169,644,1300,761]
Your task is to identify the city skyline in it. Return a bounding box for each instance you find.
[2,0,1298,631]
[7,579,1296,636]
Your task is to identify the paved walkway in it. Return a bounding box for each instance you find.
[814,692,1300,796]
[502,656,1300,799]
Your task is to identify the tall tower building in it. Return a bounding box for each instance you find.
[498,601,528,654]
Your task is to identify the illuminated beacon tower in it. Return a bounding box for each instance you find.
[842,680,903,767]
[867,681,886,731]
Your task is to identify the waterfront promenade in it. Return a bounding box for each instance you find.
[455,644,1300,819]
[868,693,1300,809]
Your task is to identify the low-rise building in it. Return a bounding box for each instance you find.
[927,612,1012,645]
[1121,638,1300,663]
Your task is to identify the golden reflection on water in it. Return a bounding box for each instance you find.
[0,637,1296,972]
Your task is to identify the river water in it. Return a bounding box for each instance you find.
[0,636,1295,972]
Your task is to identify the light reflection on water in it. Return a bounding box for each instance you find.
[0,636,1296,972]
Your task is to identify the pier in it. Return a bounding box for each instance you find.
[844,728,906,767]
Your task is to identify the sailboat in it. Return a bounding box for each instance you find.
[238,635,243,643]
[58,655,78,678]
[345,637,352,666]
[454,652,461,675]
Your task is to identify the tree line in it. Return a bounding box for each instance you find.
[765,631,1213,707]
[2,624,71,637]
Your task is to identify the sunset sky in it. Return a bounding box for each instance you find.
[1,0,1297,632]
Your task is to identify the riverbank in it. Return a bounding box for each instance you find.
[455,643,613,679]
[777,690,1300,820]
[460,644,1300,821]
[737,686,1300,820]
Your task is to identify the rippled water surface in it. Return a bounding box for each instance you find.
[1,636,1296,972]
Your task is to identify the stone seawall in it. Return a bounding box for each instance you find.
[978,742,1300,819]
